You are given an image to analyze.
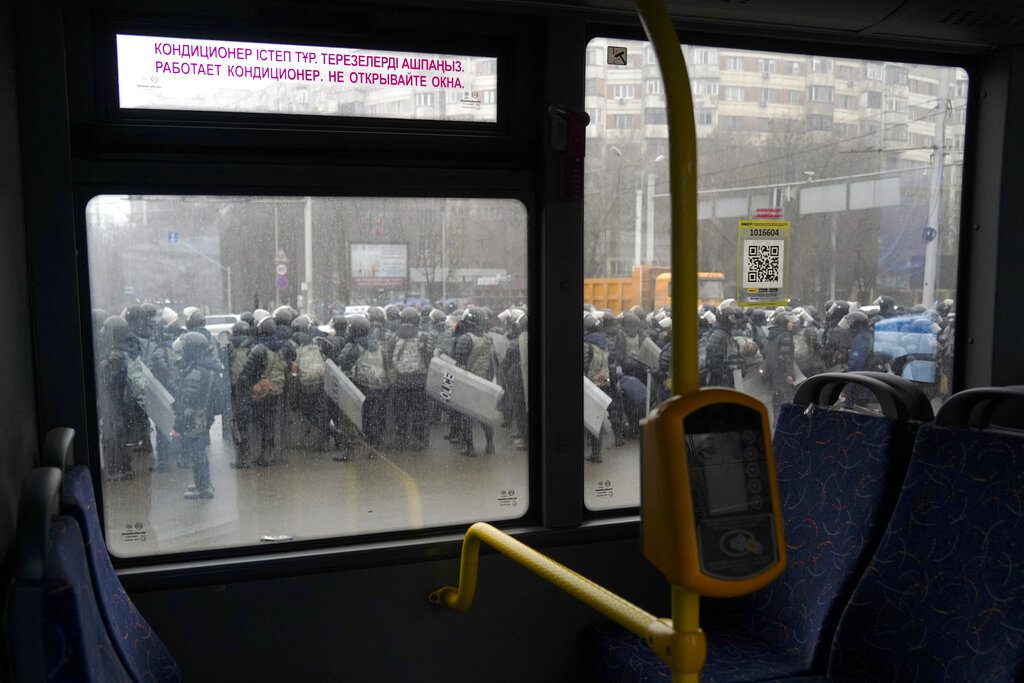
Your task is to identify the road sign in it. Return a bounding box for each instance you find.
[167,231,179,243]
[276,276,288,289]
[276,263,288,276]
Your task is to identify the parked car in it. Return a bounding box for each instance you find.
[205,314,240,342]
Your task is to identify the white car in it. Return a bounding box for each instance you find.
[205,314,240,342]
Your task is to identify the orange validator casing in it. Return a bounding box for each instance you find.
[641,388,786,597]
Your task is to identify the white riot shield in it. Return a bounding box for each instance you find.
[425,356,504,427]
[137,364,175,437]
[583,376,613,437]
[637,336,662,370]
[739,369,772,407]
[324,359,365,431]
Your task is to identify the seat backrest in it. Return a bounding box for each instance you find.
[7,466,131,682]
[41,427,182,682]
[703,373,925,673]
[63,465,183,683]
[828,387,1024,681]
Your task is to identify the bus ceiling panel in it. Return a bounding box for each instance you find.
[868,0,1024,49]
[482,0,1024,48]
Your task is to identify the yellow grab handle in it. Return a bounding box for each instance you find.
[429,523,706,679]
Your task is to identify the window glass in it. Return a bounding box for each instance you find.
[117,35,498,123]
[86,195,529,556]
[584,39,965,511]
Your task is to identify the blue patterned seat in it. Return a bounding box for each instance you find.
[584,374,918,682]
[826,420,1024,681]
[7,467,131,682]
[63,465,183,683]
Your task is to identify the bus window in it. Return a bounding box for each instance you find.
[583,39,965,511]
[85,195,529,556]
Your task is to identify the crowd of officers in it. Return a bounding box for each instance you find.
[92,294,953,495]
[582,295,955,462]
[93,302,530,500]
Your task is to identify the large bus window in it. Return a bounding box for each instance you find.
[583,39,965,511]
[85,195,529,556]
[117,35,498,123]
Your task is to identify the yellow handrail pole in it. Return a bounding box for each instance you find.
[633,0,699,398]
[429,523,661,637]
[633,2,703,681]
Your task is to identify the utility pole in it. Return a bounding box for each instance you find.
[922,68,949,307]
[645,172,656,264]
[273,201,280,310]
[304,196,313,316]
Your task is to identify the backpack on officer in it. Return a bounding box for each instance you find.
[295,343,326,387]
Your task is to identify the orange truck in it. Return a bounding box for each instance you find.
[583,266,724,314]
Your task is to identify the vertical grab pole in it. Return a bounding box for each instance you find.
[633,2,701,682]
[632,0,698,397]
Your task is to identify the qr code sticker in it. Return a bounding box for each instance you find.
[744,240,784,287]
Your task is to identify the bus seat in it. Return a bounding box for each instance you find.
[6,467,131,682]
[583,373,927,682]
[825,387,1024,681]
[41,427,182,683]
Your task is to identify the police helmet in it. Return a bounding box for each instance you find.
[583,312,600,332]
[331,315,348,334]
[384,304,401,321]
[240,311,255,326]
[291,315,312,333]
[462,307,486,330]
[840,310,869,329]
[159,307,179,329]
[253,309,270,322]
[179,331,209,360]
[874,295,896,313]
[348,315,371,338]
[231,321,250,336]
[400,307,420,325]
[102,315,131,344]
[429,309,447,324]
[185,309,206,330]
[273,306,296,327]
[367,307,386,324]
[827,300,850,320]
[256,315,277,336]
[124,304,148,333]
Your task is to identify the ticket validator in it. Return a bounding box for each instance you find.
[642,388,786,597]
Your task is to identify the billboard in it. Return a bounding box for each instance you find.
[350,243,408,289]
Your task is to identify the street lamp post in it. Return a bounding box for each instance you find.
[176,239,233,313]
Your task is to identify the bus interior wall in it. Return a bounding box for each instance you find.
[5,0,1024,680]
